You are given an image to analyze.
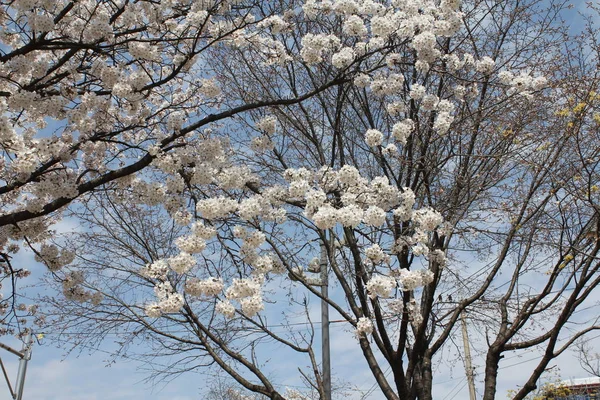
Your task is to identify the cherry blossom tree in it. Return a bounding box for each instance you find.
[3,0,600,400]
[0,0,364,329]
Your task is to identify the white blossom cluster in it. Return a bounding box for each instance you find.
[257,15,290,34]
[331,47,356,69]
[355,316,374,337]
[413,207,444,232]
[185,277,224,297]
[175,235,207,254]
[365,244,387,264]
[370,74,405,96]
[168,252,196,274]
[282,167,445,266]
[343,15,368,37]
[62,271,103,305]
[396,269,435,291]
[196,197,239,219]
[476,56,496,74]
[256,116,278,135]
[300,33,341,64]
[224,276,265,317]
[407,298,423,326]
[283,389,312,400]
[140,260,169,280]
[366,266,435,302]
[392,119,415,146]
[34,244,75,272]
[145,281,184,318]
[387,299,404,315]
[195,192,285,223]
[364,129,384,147]
[366,275,397,299]
[215,300,236,318]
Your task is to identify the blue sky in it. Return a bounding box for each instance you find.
[2,1,600,399]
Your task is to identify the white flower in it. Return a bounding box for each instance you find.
[363,206,386,226]
[386,102,406,116]
[413,207,444,231]
[338,204,363,227]
[167,112,185,131]
[531,76,547,90]
[258,15,289,34]
[338,165,361,186]
[407,298,423,325]
[238,197,264,220]
[371,15,396,38]
[192,222,217,239]
[354,73,371,88]
[343,15,367,37]
[412,242,429,257]
[356,317,374,336]
[301,33,341,64]
[185,277,224,297]
[331,47,356,69]
[383,143,398,157]
[433,112,454,134]
[392,119,415,145]
[226,277,262,300]
[387,299,404,314]
[196,197,238,219]
[312,205,339,229]
[476,56,495,74]
[140,259,169,279]
[397,269,424,291]
[216,300,236,318]
[365,243,387,264]
[366,275,396,298]
[498,70,514,85]
[175,235,207,254]
[412,31,439,63]
[240,294,264,317]
[364,129,384,147]
[169,252,196,274]
[145,303,162,318]
[409,84,426,100]
[421,94,439,111]
[256,116,277,134]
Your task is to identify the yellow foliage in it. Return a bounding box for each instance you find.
[558,254,573,269]
[572,102,587,114]
[502,129,514,138]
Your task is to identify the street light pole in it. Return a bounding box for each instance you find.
[320,240,331,400]
[0,332,33,400]
[14,333,33,400]
[461,311,476,400]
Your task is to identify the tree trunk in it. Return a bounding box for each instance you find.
[482,349,502,400]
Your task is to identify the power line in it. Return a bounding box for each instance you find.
[442,377,467,400]
[361,366,392,400]
[447,380,468,400]
[36,318,351,337]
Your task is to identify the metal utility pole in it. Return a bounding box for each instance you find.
[461,311,476,400]
[15,333,33,400]
[0,332,33,400]
[320,240,331,400]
